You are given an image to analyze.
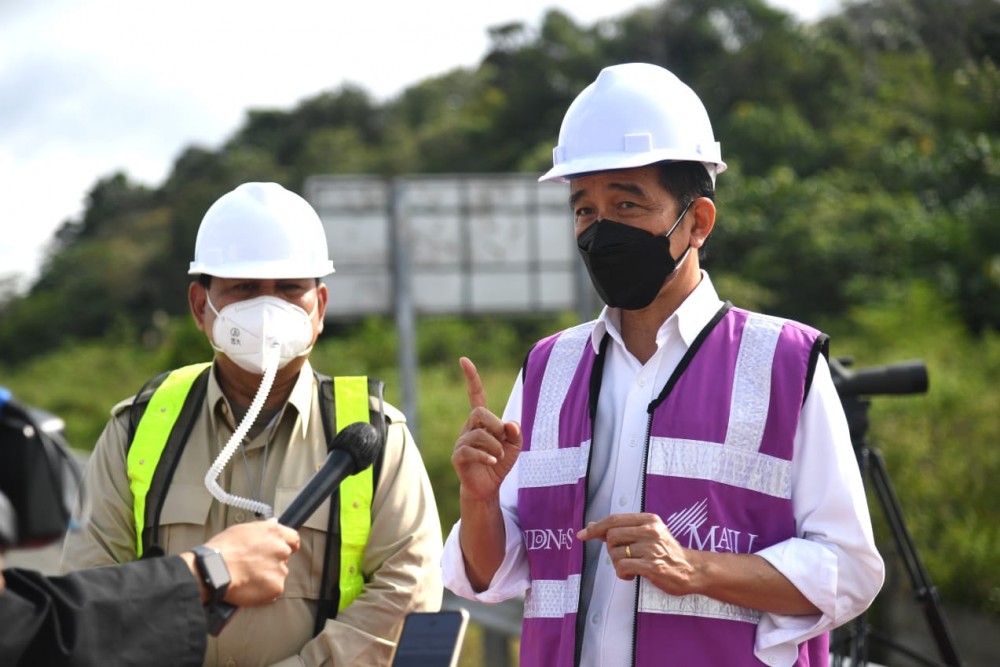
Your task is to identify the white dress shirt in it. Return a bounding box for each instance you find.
[442,272,885,666]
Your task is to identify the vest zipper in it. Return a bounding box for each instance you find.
[631,409,655,667]
[576,333,610,667]
[573,423,598,667]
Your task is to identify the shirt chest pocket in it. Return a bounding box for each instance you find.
[154,482,336,601]
[275,485,335,600]
[156,482,213,554]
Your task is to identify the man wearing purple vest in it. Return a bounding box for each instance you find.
[442,63,885,666]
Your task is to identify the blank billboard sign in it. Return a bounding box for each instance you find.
[305,174,591,318]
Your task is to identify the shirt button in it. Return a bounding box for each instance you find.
[618,496,628,507]
[638,376,647,387]
[235,512,246,523]
[628,437,638,447]
[591,613,601,625]
[225,659,237,667]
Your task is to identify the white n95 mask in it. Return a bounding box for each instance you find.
[208,294,316,374]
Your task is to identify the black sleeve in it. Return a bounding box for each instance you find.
[0,556,206,667]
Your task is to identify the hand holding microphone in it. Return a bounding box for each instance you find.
[207,421,382,635]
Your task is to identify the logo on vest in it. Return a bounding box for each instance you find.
[523,528,576,551]
[666,498,758,554]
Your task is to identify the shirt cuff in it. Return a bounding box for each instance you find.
[441,517,529,604]
[754,538,838,665]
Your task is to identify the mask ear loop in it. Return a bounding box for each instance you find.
[663,198,696,273]
[203,344,280,518]
[205,292,230,358]
[663,198,694,239]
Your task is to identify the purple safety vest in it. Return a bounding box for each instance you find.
[516,304,830,666]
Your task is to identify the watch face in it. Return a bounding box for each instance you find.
[202,551,230,589]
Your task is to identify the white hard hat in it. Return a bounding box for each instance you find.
[188,182,335,278]
[539,63,727,183]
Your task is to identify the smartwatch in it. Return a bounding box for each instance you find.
[190,545,231,605]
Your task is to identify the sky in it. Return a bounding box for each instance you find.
[0,0,840,292]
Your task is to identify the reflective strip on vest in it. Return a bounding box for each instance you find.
[127,362,211,557]
[128,368,374,613]
[517,308,824,665]
[333,376,373,612]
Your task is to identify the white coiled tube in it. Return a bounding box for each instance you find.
[203,345,280,518]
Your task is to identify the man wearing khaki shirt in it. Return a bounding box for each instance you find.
[61,182,444,667]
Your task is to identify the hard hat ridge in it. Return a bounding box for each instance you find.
[540,63,727,183]
[188,182,335,279]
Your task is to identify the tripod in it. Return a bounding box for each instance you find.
[830,359,963,667]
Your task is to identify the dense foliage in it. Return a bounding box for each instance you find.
[1,0,997,626]
[2,0,998,356]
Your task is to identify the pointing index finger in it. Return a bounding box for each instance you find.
[577,514,641,541]
[460,356,488,410]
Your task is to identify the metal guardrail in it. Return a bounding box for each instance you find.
[442,590,523,667]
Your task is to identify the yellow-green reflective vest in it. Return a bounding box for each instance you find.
[127,363,375,613]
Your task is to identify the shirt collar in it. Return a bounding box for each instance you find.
[590,271,724,353]
[207,359,316,438]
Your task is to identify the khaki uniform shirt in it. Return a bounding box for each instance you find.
[61,361,444,667]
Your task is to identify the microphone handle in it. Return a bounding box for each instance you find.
[278,454,354,529]
[208,452,354,636]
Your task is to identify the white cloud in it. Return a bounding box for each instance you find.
[0,0,839,291]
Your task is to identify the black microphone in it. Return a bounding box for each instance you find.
[207,421,382,635]
[278,422,382,529]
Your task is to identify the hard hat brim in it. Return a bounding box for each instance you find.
[539,150,727,183]
[188,259,335,279]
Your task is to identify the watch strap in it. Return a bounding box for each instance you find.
[190,545,230,605]
[206,601,239,636]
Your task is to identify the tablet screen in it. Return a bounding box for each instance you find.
[391,609,470,667]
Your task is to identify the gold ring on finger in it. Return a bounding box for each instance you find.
[625,544,632,559]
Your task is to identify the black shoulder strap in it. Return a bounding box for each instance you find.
[804,333,830,405]
[648,302,732,413]
[313,372,388,633]
[126,370,171,446]
[588,333,611,423]
[127,367,211,558]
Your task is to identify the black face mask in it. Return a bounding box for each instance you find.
[577,201,693,310]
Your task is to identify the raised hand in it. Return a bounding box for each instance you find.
[451,357,522,503]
